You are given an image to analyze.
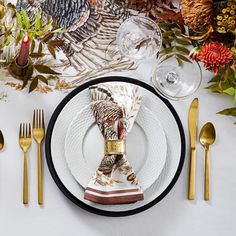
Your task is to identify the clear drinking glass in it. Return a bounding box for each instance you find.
[116,16,162,60]
[152,54,202,100]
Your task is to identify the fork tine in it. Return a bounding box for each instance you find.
[25,123,27,138]
[23,123,25,138]
[39,109,42,128]
[28,123,31,137]
[36,109,38,129]
[42,110,45,129]
[26,123,28,137]
[24,124,26,137]
[19,123,22,138]
[37,109,39,128]
[33,110,36,128]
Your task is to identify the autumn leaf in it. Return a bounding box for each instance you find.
[176,54,192,63]
[176,57,183,66]
[160,46,174,55]
[175,46,190,55]
[218,107,236,117]
[159,54,173,63]
[162,31,174,37]
[47,45,56,59]
[38,42,43,54]
[208,74,222,83]
[41,32,54,43]
[48,39,64,47]
[25,64,34,79]
[21,64,34,90]
[29,77,39,93]
[34,65,61,75]
[162,37,174,45]
[35,75,48,85]
[21,77,30,90]
[30,53,46,58]
[175,38,191,45]
[31,39,35,53]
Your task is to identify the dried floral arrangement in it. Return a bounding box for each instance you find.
[0,0,135,93]
[129,0,236,123]
[0,1,66,92]
[0,0,236,122]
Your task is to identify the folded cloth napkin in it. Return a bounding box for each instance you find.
[84,82,144,204]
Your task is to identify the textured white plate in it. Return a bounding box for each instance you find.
[50,82,182,212]
[65,104,167,191]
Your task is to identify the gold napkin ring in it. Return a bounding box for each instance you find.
[104,140,126,155]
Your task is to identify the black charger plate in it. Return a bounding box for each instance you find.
[45,76,185,217]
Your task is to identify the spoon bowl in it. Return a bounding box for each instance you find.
[199,122,216,148]
[199,122,216,201]
[0,130,4,151]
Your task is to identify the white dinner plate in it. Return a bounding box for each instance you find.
[45,77,185,216]
[65,104,167,191]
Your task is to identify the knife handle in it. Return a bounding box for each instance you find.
[188,147,196,200]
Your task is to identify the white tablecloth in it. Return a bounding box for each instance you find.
[0,58,236,236]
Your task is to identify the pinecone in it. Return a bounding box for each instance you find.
[181,0,213,31]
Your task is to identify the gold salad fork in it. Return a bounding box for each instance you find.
[19,123,32,204]
[33,110,45,205]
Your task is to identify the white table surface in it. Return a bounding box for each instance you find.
[0,60,236,236]
[1,0,236,234]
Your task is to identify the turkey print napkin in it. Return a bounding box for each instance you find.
[84,82,144,204]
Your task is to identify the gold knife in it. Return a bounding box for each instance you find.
[188,98,199,200]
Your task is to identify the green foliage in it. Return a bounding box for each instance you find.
[15,8,64,58]
[218,107,236,116]
[156,3,236,125]
[0,2,65,92]
[158,21,192,66]
[207,65,236,123]
[0,2,64,60]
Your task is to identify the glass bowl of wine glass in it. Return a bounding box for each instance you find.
[116,16,162,60]
[152,53,202,100]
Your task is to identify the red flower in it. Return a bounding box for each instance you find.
[198,42,233,73]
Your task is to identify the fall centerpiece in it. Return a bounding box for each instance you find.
[0,0,236,123]
[135,0,236,123]
[182,0,236,123]
[0,0,138,93]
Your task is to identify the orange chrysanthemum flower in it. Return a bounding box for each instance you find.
[198,42,233,73]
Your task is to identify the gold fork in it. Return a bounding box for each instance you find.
[33,109,45,205]
[19,123,32,204]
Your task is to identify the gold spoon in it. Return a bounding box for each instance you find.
[199,122,216,200]
[0,130,4,151]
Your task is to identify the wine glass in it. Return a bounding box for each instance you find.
[152,53,202,100]
[116,16,162,60]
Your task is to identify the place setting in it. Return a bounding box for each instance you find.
[0,0,234,223]
[45,77,185,216]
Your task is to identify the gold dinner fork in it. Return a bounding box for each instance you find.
[33,109,45,205]
[19,123,32,204]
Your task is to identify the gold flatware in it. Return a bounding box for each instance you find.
[188,98,199,200]
[33,109,45,205]
[0,130,4,151]
[199,122,216,201]
[19,123,32,204]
